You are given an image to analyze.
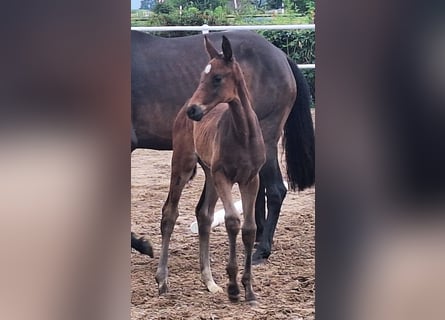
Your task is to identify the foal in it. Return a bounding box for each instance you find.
[156,35,266,303]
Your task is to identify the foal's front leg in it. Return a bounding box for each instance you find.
[156,151,197,294]
[195,170,222,294]
[212,171,241,301]
[239,175,260,304]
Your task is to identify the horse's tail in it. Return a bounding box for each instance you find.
[282,57,315,191]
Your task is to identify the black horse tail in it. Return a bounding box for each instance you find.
[282,57,315,191]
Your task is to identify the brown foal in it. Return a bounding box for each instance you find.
[155,35,266,304]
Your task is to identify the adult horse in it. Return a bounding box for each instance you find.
[131,30,315,264]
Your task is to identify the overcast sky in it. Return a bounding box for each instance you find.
[131,0,141,10]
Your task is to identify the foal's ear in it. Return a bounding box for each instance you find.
[204,35,219,59]
[221,35,233,62]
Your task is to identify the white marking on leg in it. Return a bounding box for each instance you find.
[207,281,223,293]
[201,267,223,293]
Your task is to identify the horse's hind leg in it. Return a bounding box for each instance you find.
[253,156,287,265]
[156,151,197,294]
[212,171,240,301]
[195,167,222,293]
[254,183,265,243]
[239,175,260,304]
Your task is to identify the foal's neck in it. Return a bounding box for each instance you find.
[228,64,259,145]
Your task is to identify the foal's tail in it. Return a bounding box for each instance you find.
[282,57,315,191]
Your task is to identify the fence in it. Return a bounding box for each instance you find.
[131,24,315,69]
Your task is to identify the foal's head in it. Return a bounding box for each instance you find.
[187,35,242,121]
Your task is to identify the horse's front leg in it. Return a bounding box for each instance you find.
[156,151,197,294]
[239,174,260,304]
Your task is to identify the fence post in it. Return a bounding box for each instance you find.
[202,24,209,34]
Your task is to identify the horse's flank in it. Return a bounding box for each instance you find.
[131,30,295,150]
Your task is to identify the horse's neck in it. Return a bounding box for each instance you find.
[228,68,259,145]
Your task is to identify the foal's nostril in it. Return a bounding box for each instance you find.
[187,105,204,121]
[187,105,197,118]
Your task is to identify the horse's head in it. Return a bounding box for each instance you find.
[186,35,239,121]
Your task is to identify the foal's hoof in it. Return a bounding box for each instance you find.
[247,299,259,307]
[207,282,223,294]
[158,282,169,295]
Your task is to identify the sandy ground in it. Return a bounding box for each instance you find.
[131,111,315,320]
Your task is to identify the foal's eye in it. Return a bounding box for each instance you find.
[212,74,222,86]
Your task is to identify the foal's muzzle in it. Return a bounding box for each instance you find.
[186,104,204,121]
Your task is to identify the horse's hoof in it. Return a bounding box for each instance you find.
[139,240,154,258]
[228,284,240,302]
[131,234,154,258]
[252,250,269,265]
[252,257,268,265]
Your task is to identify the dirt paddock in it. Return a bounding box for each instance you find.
[131,112,315,320]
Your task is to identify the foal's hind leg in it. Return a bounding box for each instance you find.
[212,171,240,301]
[156,151,197,294]
[195,167,222,293]
[239,175,260,304]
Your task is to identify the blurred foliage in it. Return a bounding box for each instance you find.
[137,0,315,15]
[142,7,230,37]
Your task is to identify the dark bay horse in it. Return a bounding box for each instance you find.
[157,35,266,302]
[131,30,315,264]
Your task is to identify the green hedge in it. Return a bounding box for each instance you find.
[138,7,230,37]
